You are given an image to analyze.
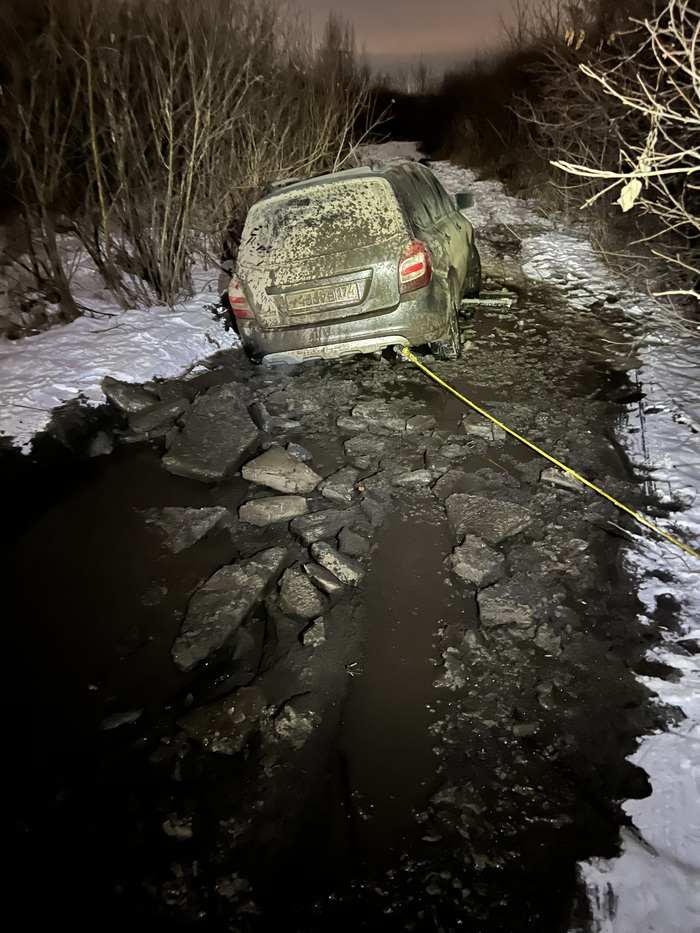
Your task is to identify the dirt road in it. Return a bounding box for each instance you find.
[3,155,672,932]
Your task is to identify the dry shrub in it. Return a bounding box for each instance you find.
[0,0,369,328]
[500,0,697,323]
[549,1,699,318]
[430,51,548,181]
[413,0,697,325]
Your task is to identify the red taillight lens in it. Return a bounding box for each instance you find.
[228,276,253,319]
[398,239,432,294]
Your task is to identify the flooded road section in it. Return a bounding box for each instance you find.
[2,283,663,932]
[340,497,457,866]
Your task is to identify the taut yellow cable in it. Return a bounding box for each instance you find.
[399,347,700,562]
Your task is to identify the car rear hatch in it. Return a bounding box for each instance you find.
[237,177,410,328]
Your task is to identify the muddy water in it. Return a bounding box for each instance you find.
[3,443,246,831]
[2,288,659,932]
[7,447,240,713]
[340,494,460,866]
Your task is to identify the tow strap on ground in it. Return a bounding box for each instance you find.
[397,346,700,562]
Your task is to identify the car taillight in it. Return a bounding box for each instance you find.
[398,239,432,294]
[228,276,253,319]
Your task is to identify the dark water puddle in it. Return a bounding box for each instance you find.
[1,286,662,932]
[3,443,254,928]
[3,444,242,780]
[338,494,459,869]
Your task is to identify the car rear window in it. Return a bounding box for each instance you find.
[239,177,408,264]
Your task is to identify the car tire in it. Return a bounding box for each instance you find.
[463,246,481,299]
[430,296,461,361]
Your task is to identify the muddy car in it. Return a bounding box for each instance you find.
[227,159,480,363]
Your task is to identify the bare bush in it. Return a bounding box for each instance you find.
[1,3,87,320]
[503,0,698,322]
[507,3,657,195]
[0,0,369,324]
[550,1,699,315]
[394,0,696,322]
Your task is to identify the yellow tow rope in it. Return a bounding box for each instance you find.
[398,347,700,562]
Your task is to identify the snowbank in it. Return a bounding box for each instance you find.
[0,264,239,451]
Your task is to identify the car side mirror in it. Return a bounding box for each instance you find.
[456,192,474,209]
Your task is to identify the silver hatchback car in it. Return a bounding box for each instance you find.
[227,159,480,364]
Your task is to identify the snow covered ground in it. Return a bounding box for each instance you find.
[577,323,700,933]
[0,257,240,451]
[0,148,698,932]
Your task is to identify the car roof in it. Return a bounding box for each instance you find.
[257,159,421,203]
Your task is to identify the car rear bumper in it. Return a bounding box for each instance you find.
[262,334,411,364]
[239,285,451,364]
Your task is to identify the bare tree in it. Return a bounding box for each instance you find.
[549,1,699,316]
[1,0,370,327]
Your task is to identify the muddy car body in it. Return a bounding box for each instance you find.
[228,160,480,363]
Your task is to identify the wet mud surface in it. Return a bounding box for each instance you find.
[2,278,670,931]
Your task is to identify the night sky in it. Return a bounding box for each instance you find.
[300,0,520,73]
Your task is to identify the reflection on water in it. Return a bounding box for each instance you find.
[339,492,471,868]
[4,443,243,752]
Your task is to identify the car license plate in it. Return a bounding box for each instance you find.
[286,282,359,313]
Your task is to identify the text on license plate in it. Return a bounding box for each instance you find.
[286,282,360,312]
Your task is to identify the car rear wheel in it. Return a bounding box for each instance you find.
[430,297,461,361]
[463,246,481,299]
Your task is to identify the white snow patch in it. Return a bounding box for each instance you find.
[584,821,700,933]
[0,260,239,450]
[436,162,555,234]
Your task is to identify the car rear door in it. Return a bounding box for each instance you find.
[411,165,470,288]
[237,176,410,329]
